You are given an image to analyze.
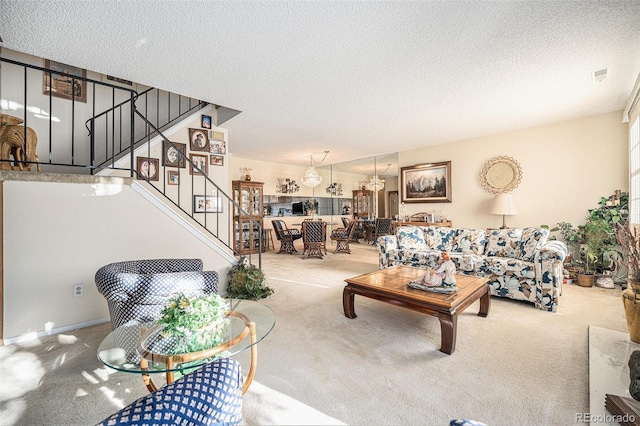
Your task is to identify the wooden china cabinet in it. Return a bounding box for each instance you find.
[352,189,374,219]
[232,180,264,255]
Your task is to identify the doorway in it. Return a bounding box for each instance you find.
[388,191,398,219]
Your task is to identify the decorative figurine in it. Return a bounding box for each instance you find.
[408,252,458,293]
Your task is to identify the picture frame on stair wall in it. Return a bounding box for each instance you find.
[189,128,209,151]
[136,157,159,181]
[163,141,186,168]
[194,195,222,213]
[189,153,208,175]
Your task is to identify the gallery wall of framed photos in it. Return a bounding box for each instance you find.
[134,110,229,217]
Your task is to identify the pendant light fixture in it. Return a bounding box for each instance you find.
[301,151,329,188]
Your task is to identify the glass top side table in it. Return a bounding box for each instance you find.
[97,299,275,394]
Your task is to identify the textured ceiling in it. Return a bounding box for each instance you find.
[1,1,640,168]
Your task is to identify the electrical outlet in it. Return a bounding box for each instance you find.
[73,284,84,298]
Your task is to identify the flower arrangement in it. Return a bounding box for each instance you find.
[157,293,230,353]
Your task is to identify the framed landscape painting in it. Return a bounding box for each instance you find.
[400,161,451,203]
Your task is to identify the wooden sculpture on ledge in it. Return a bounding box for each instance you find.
[0,114,41,172]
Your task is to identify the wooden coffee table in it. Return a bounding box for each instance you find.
[343,266,490,354]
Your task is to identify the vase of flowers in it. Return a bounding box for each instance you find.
[157,293,230,353]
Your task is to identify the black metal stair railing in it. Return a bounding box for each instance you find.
[0,56,261,267]
[85,87,206,169]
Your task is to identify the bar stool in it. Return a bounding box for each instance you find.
[263,228,275,251]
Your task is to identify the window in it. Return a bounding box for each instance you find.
[631,117,640,224]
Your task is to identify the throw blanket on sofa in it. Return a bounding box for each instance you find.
[377,226,567,312]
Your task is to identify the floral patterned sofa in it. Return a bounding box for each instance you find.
[377,226,568,312]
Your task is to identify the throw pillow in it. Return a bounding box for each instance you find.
[485,228,523,258]
[517,227,550,261]
[424,226,457,251]
[452,228,486,254]
[396,226,427,251]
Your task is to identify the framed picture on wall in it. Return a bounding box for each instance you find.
[43,59,87,103]
[400,161,452,203]
[189,128,209,151]
[201,115,212,129]
[210,155,224,166]
[210,131,225,141]
[189,153,208,175]
[136,157,159,181]
[163,141,186,168]
[167,170,180,185]
[194,195,222,213]
[210,140,227,155]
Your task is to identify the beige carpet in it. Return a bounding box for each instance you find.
[0,242,628,425]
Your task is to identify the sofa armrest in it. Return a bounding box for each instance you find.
[534,241,568,312]
[538,241,568,262]
[377,235,399,269]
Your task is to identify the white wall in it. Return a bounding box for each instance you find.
[233,111,628,231]
[398,111,628,229]
[3,178,233,341]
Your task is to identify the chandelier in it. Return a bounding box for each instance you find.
[276,177,300,193]
[301,151,328,189]
[366,175,385,192]
[366,163,390,192]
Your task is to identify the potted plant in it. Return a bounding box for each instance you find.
[304,199,319,216]
[227,258,274,300]
[576,219,611,287]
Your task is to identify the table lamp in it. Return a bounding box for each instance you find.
[490,193,518,229]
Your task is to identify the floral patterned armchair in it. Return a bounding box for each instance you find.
[377,226,567,312]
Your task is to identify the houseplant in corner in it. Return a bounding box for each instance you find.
[614,222,640,342]
[576,219,610,287]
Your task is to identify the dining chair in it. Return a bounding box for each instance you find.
[370,218,393,245]
[302,220,327,259]
[330,220,358,254]
[272,219,302,254]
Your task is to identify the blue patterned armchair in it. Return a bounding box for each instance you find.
[377,226,567,312]
[96,358,243,425]
[95,258,219,330]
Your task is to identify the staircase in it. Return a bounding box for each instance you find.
[0,56,261,267]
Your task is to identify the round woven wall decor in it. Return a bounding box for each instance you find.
[479,156,522,194]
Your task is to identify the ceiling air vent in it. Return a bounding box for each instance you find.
[593,68,608,83]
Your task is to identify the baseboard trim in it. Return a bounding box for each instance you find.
[3,317,110,346]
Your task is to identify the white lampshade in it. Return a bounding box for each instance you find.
[490,194,519,215]
[490,194,518,228]
[301,166,322,188]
